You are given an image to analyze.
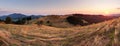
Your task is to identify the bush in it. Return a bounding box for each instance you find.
[66,16,84,26]
[47,21,50,23]
[5,16,12,24]
[36,20,43,26]
[14,17,32,25]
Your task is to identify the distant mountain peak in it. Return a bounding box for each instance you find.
[0,13,43,21]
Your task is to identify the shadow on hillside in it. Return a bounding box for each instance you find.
[66,14,115,26]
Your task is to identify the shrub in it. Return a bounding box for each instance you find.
[5,16,12,24]
[14,18,26,25]
[36,20,43,26]
[47,21,50,23]
[66,16,84,25]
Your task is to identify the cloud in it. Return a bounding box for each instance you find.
[116,8,120,9]
[0,11,12,16]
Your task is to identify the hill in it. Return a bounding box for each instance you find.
[0,17,120,46]
[29,15,74,28]
[30,14,114,28]
[0,13,43,21]
[0,13,26,21]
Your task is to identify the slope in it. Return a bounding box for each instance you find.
[29,14,114,28]
[0,17,120,46]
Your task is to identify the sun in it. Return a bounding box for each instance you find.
[104,11,109,15]
[103,9,111,15]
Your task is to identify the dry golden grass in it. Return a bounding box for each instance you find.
[0,17,120,46]
[29,15,74,28]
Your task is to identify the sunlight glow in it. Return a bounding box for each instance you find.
[103,9,111,15]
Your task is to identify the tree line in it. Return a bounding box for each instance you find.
[0,16,32,25]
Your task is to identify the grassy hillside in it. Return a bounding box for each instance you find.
[29,14,114,28]
[0,17,120,46]
[29,15,74,28]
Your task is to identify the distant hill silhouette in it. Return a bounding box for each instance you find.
[0,13,43,21]
[0,13,26,21]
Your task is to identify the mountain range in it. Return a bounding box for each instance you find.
[0,13,43,21]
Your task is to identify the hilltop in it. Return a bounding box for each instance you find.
[30,14,114,28]
[0,16,120,46]
[0,13,116,27]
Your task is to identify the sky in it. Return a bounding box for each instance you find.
[0,0,120,15]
